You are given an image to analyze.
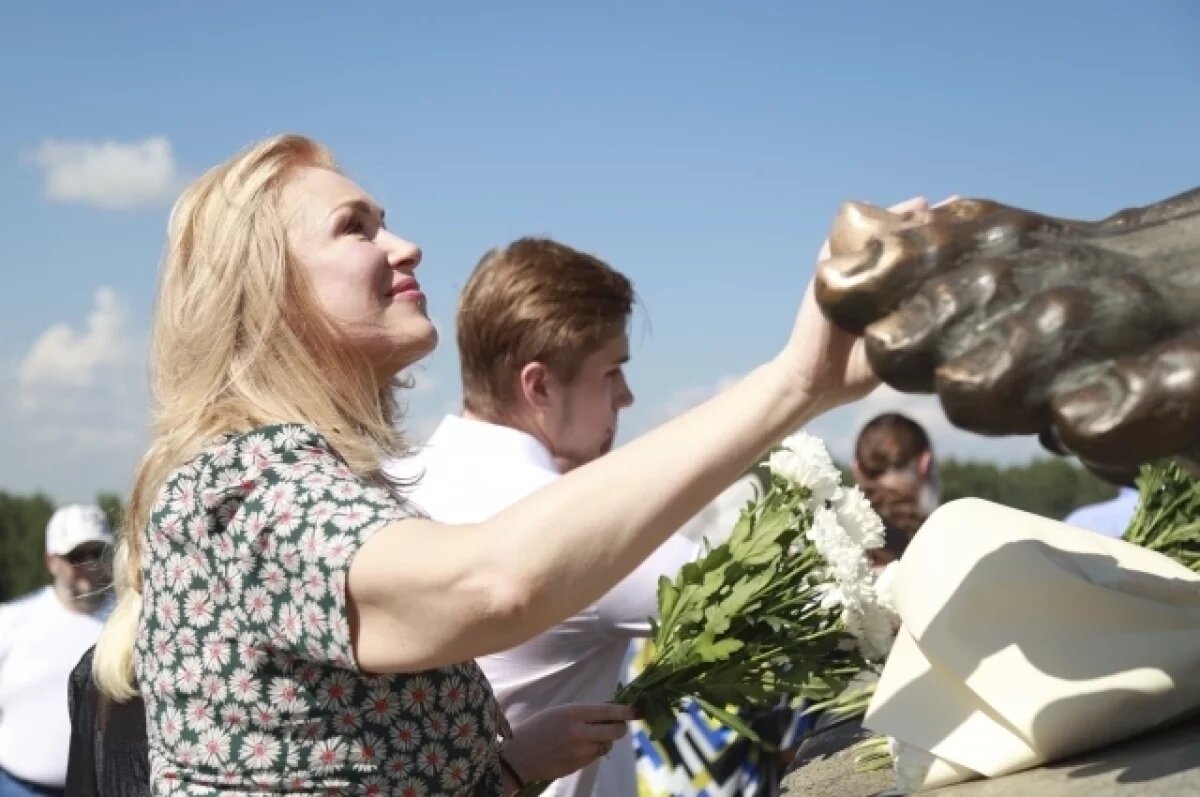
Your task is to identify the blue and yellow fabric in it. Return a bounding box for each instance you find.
[625,641,816,797]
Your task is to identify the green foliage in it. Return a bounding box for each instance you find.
[0,491,125,603]
[517,474,864,796]
[97,492,124,531]
[938,458,1116,519]
[614,475,861,743]
[1123,461,1200,570]
[0,491,55,601]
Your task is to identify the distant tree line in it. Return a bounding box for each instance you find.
[0,459,1115,603]
[938,458,1115,521]
[0,491,121,602]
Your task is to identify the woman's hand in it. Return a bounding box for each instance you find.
[778,197,930,416]
[502,702,637,785]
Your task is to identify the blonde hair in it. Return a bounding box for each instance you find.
[94,134,409,699]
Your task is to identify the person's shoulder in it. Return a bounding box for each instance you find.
[196,424,343,480]
[167,423,329,479]
[219,423,332,458]
[406,453,557,523]
[153,424,355,523]
[408,416,556,478]
[0,586,52,630]
[0,585,51,614]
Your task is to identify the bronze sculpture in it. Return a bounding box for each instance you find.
[814,188,1200,476]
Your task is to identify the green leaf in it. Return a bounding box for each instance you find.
[693,697,771,748]
[717,565,777,617]
[657,576,679,627]
[729,508,790,565]
[854,735,894,772]
[724,506,758,549]
[693,636,743,663]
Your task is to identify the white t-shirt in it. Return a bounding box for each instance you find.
[0,586,110,786]
[387,415,704,797]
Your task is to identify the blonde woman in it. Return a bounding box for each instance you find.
[91,134,901,795]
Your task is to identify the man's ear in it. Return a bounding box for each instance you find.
[517,361,553,410]
[850,460,864,485]
[918,449,933,478]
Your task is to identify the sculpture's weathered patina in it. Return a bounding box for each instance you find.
[814,188,1200,476]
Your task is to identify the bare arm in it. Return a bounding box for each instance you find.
[349,360,815,671]
[349,203,928,673]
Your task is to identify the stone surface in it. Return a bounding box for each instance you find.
[930,714,1200,797]
[781,714,1200,796]
[779,713,893,797]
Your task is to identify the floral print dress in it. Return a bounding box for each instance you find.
[135,424,504,795]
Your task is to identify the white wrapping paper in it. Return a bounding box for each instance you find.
[864,498,1200,790]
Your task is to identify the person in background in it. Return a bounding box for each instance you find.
[387,238,703,797]
[1063,483,1140,538]
[0,505,113,797]
[851,413,939,566]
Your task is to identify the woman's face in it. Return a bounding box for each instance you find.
[282,166,436,377]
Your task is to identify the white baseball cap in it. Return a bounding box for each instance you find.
[45,504,114,556]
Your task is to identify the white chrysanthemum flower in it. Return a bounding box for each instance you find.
[768,430,901,663]
[889,737,936,794]
[813,581,843,610]
[858,604,897,661]
[770,432,841,502]
[837,575,898,661]
[841,605,861,633]
[767,449,804,485]
[808,507,871,584]
[835,485,887,550]
[873,561,901,617]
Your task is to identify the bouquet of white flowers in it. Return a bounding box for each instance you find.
[516,432,896,796]
[619,432,897,737]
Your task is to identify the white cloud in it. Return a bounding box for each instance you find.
[19,287,129,394]
[26,136,180,210]
[7,289,150,501]
[655,374,743,423]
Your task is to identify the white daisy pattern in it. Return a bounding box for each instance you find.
[135,424,502,795]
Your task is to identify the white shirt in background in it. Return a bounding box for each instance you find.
[1064,486,1140,538]
[0,586,110,787]
[387,414,715,797]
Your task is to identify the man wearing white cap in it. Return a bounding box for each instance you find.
[0,505,114,797]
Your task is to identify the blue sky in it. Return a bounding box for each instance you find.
[3,2,1198,502]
